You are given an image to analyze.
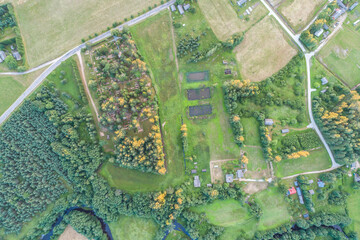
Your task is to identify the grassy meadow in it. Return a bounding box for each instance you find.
[109,216,158,240]
[198,0,268,41]
[318,24,360,88]
[277,0,327,32]
[234,16,298,82]
[13,0,161,67]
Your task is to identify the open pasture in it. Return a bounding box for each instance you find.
[198,0,268,40]
[278,0,327,32]
[234,16,297,82]
[13,0,160,67]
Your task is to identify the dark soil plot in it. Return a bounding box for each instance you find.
[189,104,212,117]
[187,87,211,100]
[186,71,209,82]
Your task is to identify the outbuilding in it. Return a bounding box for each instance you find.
[309,189,315,195]
[236,169,246,179]
[281,129,289,134]
[349,2,358,11]
[225,69,232,75]
[237,0,247,7]
[226,174,234,183]
[265,119,274,126]
[178,5,185,15]
[194,176,201,187]
[287,187,297,195]
[170,5,176,12]
[191,169,197,174]
[314,29,324,37]
[184,3,191,11]
[0,51,6,62]
[12,51,21,61]
[321,77,328,85]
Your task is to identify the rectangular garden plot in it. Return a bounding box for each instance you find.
[187,87,211,100]
[189,104,212,117]
[186,71,209,82]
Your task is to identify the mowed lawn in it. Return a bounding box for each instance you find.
[243,146,267,172]
[14,0,160,67]
[109,216,158,240]
[278,0,326,32]
[318,24,360,88]
[347,187,360,235]
[242,117,261,146]
[275,148,331,178]
[100,11,185,192]
[234,16,297,82]
[198,0,268,41]
[0,69,44,116]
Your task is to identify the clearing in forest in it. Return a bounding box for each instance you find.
[234,16,297,82]
[13,0,160,67]
[198,0,268,41]
[59,225,87,240]
[277,0,326,32]
[187,87,211,100]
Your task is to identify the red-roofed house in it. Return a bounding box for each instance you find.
[287,187,297,195]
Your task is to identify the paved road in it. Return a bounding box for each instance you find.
[261,0,339,168]
[0,58,59,75]
[0,0,176,125]
[281,165,342,180]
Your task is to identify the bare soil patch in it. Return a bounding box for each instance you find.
[279,0,326,32]
[234,16,297,82]
[189,104,212,117]
[243,182,268,194]
[186,71,209,82]
[187,87,211,100]
[59,225,88,240]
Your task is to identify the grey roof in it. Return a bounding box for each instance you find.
[318,181,325,188]
[332,9,344,20]
[281,129,289,134]
[299,195,304,204]
[323,24,329,30]
[323,31,330,38]
[309,189,315,195]
[170,5,176,11]
[294,181,299,186]
[337,0,347,9]
[303,213,309,218]
[308,179,314,184]
[207,183,212,187]
[264,119,274,126]
[12,51,21,61]
[184,3,190,11]
[314,29,324,37]
[321,89,327,93]
[237,0,247,6]
[202,169,207,172]
[236,169,246,179]
[191,169,197,174]
[226,174,234,183]
[0,51,6,61]
[296,187,302,196]
[194,176,201,187]
[349,2,358,11]
[321,77,328,85]
[178,5,184,15]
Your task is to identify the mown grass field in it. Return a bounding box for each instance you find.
[198,0,268,41]
[310,58,344,90]
[234,16,297,82]
[318,24,360,88]
[99,11,185,192]
[277,0,327,32]
[242,117,261,146]
[275,148,331,178]
[0,69,44,115]
[13,0,161,67]
[109,216,158,240]
[347,188,360,236]
[243,146,267,172]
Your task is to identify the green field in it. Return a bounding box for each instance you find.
[100,11,185,191]
[310,58,344,90]
[242,117,261,146]
[243,146,267,172]
[0,69,44,115]
[347,187,360,236]
[109,216,158,240]
[275,148,331,178]
[14,0,161,67]
[318,24,360,88]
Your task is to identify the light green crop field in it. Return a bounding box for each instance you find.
[242,117,261,146]
[109,216,158,240]
[318,24,360,88]
[13,0,160,67]
[198,0,268,41]
[99,11,185,192]
[275,148,331,178]
[277,0,326,32]
[0,69,44,116]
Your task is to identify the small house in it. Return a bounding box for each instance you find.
[349,2,359,11]
[237,0,247,7]
[314,29,324,37]
[332,8,344,20]
[308,179,314,184]
[184,3,191,11]
[202,169,207,172]
[299,195,304,204]
[207,184,212,187]
[178,5,185,15]
[222,60,228,65]
[236,169,246,179]
[226,174,234,183]
[321,77,328,85]
[225,69,232,75]
[0,51,6,62]
[191,169,197,174]
[337,0,347,10]
[309,189,315,195]
[12,51,21,61]
[318,180,325,188]
[194,176,201,187]
[287,187,297,195]
[323,31,330,38]
[351,162,357,170]
[303,213,309,218]
[264,119,274,126]
[170,5,176,12]
[296,187,302,196]
[323,24,329,30]
[294,181,299,187]
[281,129,289,134]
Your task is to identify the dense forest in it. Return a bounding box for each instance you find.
[89,29,165,174]
[313,84,360,165]
[0,4,15,32]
